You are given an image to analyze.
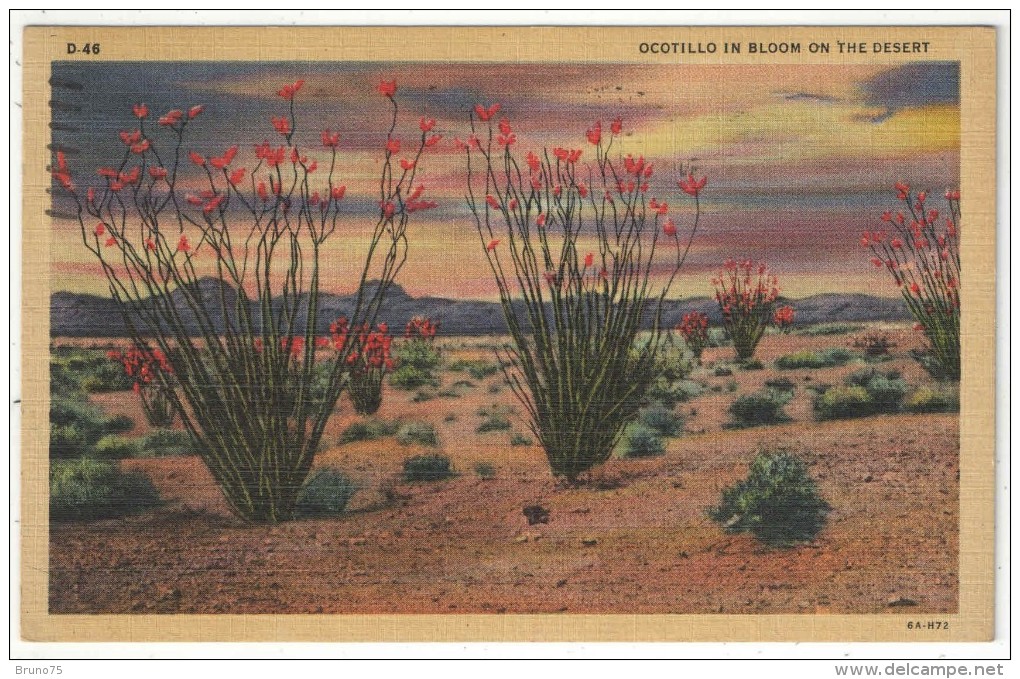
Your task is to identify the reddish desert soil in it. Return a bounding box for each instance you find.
[49,328,959,614]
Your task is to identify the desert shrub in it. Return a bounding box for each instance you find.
[624,424,666,458]
[740,359,764,371]
[294,468,358,518]
[403,453,454,482]
[49,396,133,459]
[396,421,439,447]
[814,385,873,420]
[764,377,797,393]
[509,431,533,446]
[775,348,855,370]
[50,458,160,521]
[51,347,134,393]
[135,428,198,457]
[338,418,400,444]
[796,323,864,337]
[853,331,897,359]
[477,413,512,433]
[637,403,684,437]
[390,324,442,390]
[842,368,909,414]
[726,380,739,393]
[727,389,793,428]
[436,387,462,398]
[449,359,499,380]
[474,461,497,480]
[93,434,141,460]
[713,366,733,377]
[904,387,960,413]
[651,377,705,407]
[708,451,830,546]
[390,364,440,390]
[411,390,436,403]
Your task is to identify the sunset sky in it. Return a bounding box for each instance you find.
[49,60,960,300]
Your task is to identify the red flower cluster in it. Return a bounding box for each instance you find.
[405,315,439,340]
[772,305,796,332]
[107,346,174,393]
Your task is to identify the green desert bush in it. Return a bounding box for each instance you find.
[338,418,400,444]
[775,347,855,370]
[796,323,864,337]
[637,403,684,437]
[49,396,133,459]
[389,340,442,390]
[474,461,497,480]
[50,458,160,521]
[136,428,198,457]
[713,366,733,377]
[402,453,454,482]
[843,368,910,414]
[396,421,440,447]
[509,431,533,446]
[727,389,793,428]
[739,359,764,371]
[51,348,135,394]
[904,387,960,413]
[294,468,358,518]
[708,451,830,546]
[814,385,873,420]
[624,424,666,458]
[93,434,141,460]
[477,413,512,433]
[448,359,500,380]
[764,377,797,393]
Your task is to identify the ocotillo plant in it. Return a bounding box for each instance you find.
[107,345,177,427]
[863,183,960,379]
[52,79,438,522]
[712,259,780,361]
[676,311,710,360]
[772,305,796,334]
[463,109,704,482]
[345,320,395,415]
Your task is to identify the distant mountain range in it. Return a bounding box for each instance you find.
[51,278,911,337]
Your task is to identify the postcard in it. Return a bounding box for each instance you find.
[20,24,996,642]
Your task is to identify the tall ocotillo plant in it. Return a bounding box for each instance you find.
[863,183,961,380]
[463,109,704,482]
[51,78,440,522]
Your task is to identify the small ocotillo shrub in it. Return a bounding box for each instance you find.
[712,259,781,361]
[709,451,830,546]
